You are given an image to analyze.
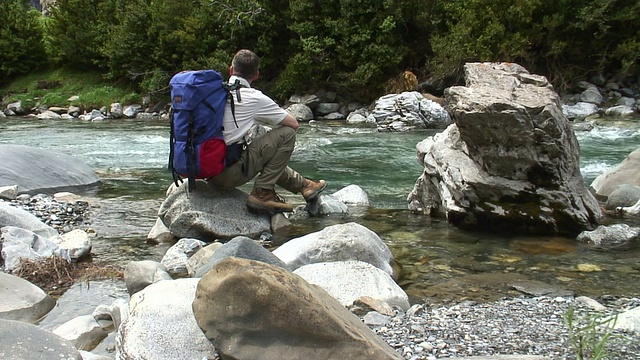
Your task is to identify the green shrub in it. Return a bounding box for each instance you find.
[284,0,414,100]
[0,0,47,82]
[43,0,110,69]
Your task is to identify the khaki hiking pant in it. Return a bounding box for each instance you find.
[209,126,306,193]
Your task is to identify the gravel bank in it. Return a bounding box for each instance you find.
[366,296,640,359]
[4,194,91,234]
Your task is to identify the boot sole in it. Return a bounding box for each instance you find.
[303,182,327,202]
[246,201,292,213]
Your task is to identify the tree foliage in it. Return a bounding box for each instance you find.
[0,0,46,82]
[101,0,284,95]
[279,0,419,100]
[43,0,111,69]
[427,0,640,91]
[3,0,639,102]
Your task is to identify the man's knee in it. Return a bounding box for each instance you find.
[277,126,296,139]
[273,126,296,148]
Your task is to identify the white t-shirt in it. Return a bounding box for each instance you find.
[222,76,288,144]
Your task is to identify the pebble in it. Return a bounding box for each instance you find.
[3,194,91,234]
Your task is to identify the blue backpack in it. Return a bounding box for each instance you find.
[168,70,241,191]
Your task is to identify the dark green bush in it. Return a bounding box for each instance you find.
[281,0,417,100]
[0,0,46,82]
[18,0,638,103]
[43,0,111,69]
[427,0,640,91]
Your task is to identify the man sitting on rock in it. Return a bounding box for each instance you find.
[209,49,326,213]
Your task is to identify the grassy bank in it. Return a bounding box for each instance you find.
[1,68,140,111]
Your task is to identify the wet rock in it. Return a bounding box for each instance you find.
[577,223,640,247]
[510,279,573,297]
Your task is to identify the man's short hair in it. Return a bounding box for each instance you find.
[232,49,260,79]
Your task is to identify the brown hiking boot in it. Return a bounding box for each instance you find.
[301,178,326,202]
[247,188,293,213]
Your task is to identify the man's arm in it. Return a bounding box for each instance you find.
[279,114,299,131]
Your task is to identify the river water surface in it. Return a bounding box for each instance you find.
[1,116,639,307]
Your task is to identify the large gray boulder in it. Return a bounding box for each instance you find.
[158,179,271,240]
[591,147,640,198]
[0,272,56,323]
[115,278,217,360]
[408,62,602,235]
[0,144,100,194]
[0,319,82,360]
[192,257,402,360]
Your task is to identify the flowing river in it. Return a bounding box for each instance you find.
[1,117,639,307]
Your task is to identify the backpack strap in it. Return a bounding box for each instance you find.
[224,79,245,129]
[186,112,197,192]
[168,108,184,188]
